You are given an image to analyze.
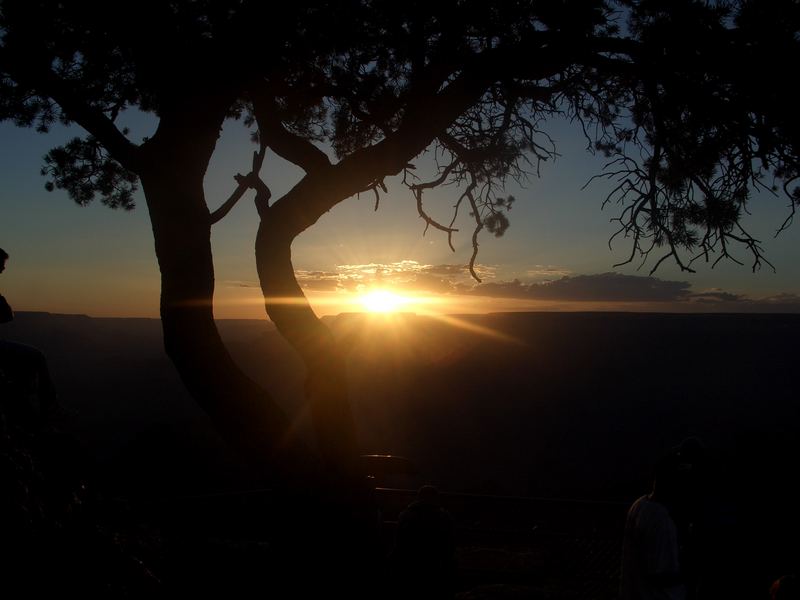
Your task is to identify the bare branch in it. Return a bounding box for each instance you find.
[210,144,268,225]
[413,188,458,251]
[465,179,483,282]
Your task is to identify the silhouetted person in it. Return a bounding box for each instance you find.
[621,441,703,600]
[392,485,455,599]
[0,248,59,419]
[0,248,11,322]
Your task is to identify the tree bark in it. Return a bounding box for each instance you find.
[138,151,303,478]
[255,219,359,478]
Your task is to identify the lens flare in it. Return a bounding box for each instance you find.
[360,290,409,313]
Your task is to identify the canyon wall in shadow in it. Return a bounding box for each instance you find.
[4,311,797,503]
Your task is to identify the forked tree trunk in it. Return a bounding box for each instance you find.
[138,156,302,477]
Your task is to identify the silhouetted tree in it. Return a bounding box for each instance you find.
[2,0,798,483]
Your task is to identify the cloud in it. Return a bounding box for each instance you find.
[424,264,468,276]
[755,293,800,312]
[469,272,694,302]
[689,289,744,303]
[464,274,800,312]
[295,261,495,293]
[295,270,342,291]
[260,265,800,313]
[392,273,458,294]
[757,292,800,305]
[686,292,800,312]
[525,265,573,280]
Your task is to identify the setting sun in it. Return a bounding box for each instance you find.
[359,290,410,313]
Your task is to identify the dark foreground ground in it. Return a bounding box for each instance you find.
[2,311,798,597]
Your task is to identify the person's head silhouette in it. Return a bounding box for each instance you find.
[0,248,8,273]
[417,485,440,506]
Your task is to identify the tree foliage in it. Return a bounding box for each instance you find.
[41,135,138,209]
[2,0,798,277]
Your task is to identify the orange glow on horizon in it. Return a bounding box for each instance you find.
[157,283,727,321]
[209,286,564,319]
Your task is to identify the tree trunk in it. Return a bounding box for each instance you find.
[139,158,303,478]
[254,220,359,478]
[254,214,381,597]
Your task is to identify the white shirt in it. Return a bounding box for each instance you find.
[620,495,686,600]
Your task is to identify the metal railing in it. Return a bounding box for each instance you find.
[152,485,627,598]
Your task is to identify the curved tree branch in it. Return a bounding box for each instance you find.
[249,87,331,174]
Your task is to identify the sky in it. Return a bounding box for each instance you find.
[2,110,800,319]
